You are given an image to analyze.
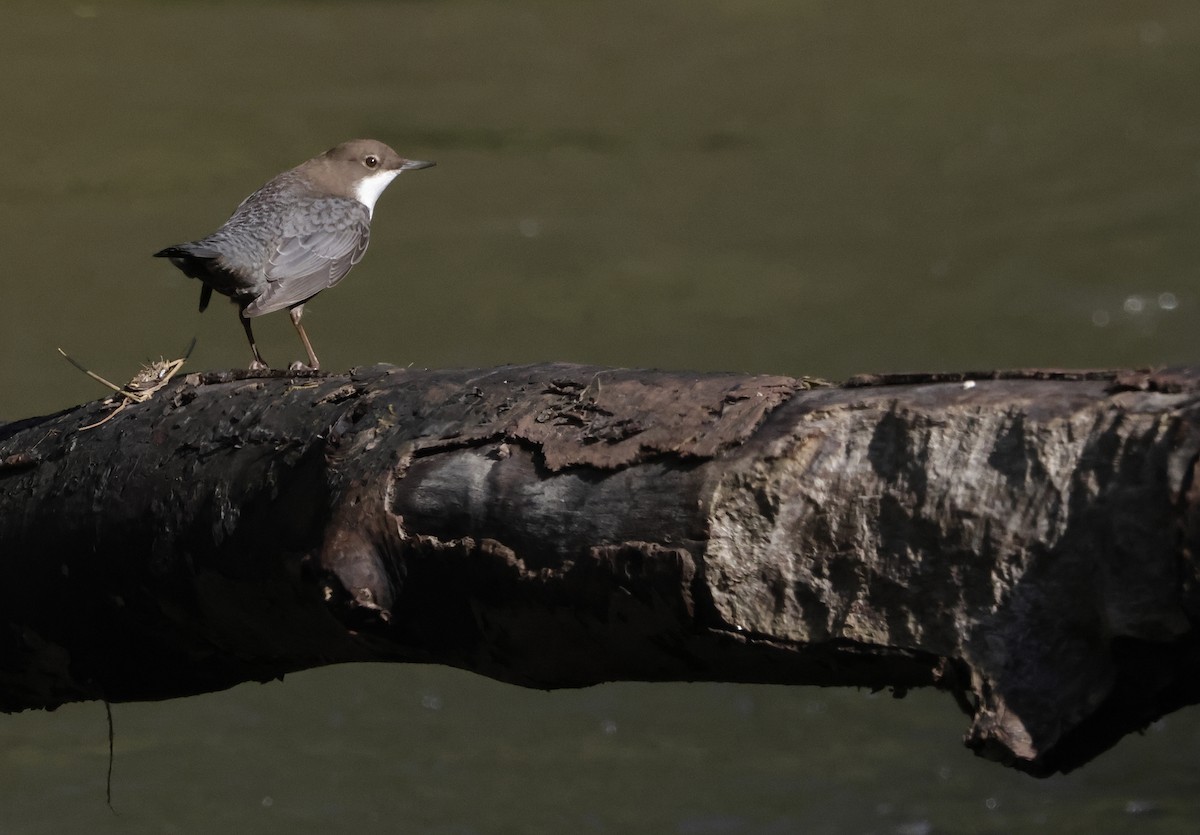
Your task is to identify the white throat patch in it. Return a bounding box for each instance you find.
[354,169,402,217]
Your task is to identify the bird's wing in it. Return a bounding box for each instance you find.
[243,201,371,318]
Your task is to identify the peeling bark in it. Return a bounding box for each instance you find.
[1,362,1199,776]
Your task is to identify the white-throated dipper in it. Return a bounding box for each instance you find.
[155,139,434,370]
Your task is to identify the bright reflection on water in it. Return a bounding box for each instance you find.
[2,1,1200,832]
[1091,289,1185,334]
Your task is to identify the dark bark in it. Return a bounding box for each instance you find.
[2,362,1199,777]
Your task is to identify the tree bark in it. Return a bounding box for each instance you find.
[2,362,1199,776]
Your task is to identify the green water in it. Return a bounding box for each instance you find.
[2,1,1199,831]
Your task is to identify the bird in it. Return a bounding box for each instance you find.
[154,139,434,371]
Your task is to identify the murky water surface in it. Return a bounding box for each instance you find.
[2,1,1199,831]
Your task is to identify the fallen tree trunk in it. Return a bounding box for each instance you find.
[1,362,1199,776]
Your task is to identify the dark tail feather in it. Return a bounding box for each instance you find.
[155,243,221,292]
[154,243,221,260]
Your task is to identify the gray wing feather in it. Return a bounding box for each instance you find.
[243,202,371,317]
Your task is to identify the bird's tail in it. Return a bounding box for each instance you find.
[154,243,222,312]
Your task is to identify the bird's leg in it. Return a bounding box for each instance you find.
[239,312,269,370]
[288,305,320,372]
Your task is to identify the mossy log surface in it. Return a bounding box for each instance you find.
[2,362,1199,777]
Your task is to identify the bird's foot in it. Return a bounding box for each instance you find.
[288,360,318,372]
[248,360,269,371]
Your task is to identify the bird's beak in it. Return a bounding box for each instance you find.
[400,159,436,171]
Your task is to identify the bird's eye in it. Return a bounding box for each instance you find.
[364,155,379,169]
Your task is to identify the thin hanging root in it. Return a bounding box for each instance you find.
[105,699,116,814]
[58,338,197,430]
